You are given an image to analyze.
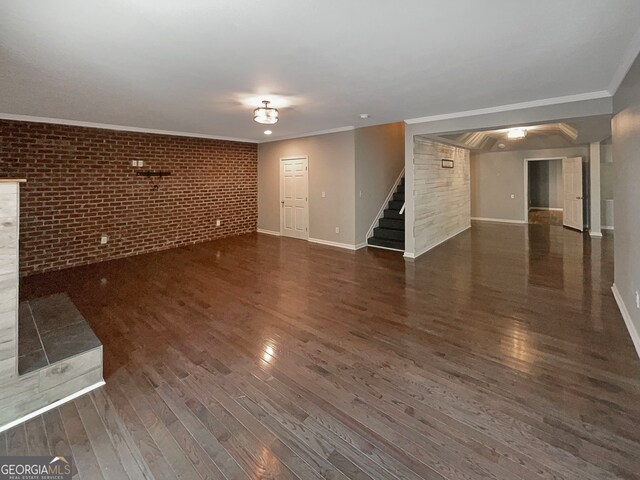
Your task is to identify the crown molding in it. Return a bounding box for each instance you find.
[0,113,257,144]
[404,91,612,125]
[260,125,355,143]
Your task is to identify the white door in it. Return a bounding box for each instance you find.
[280,157,308,239]
[562,157,583,231]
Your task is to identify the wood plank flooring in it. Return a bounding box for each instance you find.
[5,222,640,479]
[528,209,563,226]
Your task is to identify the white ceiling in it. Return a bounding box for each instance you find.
[1,0,640,142]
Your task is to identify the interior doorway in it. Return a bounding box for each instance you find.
[279,156,309,239]
[524,157,564,226]
[524,156,584,230]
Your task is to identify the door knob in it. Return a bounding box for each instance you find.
[576,196,583,199]
[281,200,284,207]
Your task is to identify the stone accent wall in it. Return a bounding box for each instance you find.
[0,120,257,275]
[413,138,470,255]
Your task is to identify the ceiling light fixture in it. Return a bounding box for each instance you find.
[264,130,272,135]
[359,114,370,119]
[507,128,527,140]
[254,100,279,125]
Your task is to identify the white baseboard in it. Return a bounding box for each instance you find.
[308,237,360,251]
[611,284,640,360]
[404,224,470,260]
[259,230,366,250]
[471,217,526,224]
[367,243,404,252]
[590,231,603,238]
[257,228,281,236]
[528,207,563,211]
[0,380,105,433]
[602,225,614,230]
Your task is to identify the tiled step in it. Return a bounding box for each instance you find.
[383,208,404,220]
[393,192,405,202]
[367,237,404,250]
[379,218,404,230]
[18,293,102,375]
[373,227,404,241]
[388,200,404,210]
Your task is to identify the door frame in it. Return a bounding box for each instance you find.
[279,155,309,239]
[523,156,566,222]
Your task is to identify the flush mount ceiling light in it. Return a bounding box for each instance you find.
[359,113,370,119]
[264,130,272,135]
[254,101,279,125]
[507,127,527,140]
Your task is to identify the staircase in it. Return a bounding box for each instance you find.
[367,176,405,251]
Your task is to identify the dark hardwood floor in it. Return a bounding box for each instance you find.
[4,222,640,479]
[528,209,563,226]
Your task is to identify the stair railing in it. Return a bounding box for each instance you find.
[366,167,405,241]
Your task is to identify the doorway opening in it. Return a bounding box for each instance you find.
[524,157,563,226]
[524,156,584,230]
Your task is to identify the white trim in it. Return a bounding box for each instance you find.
[257,228,281,236]
[279,156,309,240]
[366,168,405,240]
[0,380,105,433]
[367,243,404,252]
[264,126,355,143]
[0,113,255,143]
[608,25,640,95]
[589,231,603,238]
[403,224,470,260]
[308,238,361,250]
[471,217,526,224]
[404,91,611,125]
[354,242,367,250]
[602,225,614,230]
[528,207,563,212]
[611,284,640,360]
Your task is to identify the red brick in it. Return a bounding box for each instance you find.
[0,120,257,275]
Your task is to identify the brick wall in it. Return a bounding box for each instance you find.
[0,120,257,275]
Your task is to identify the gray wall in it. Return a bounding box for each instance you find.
[354,123,405,245]
[258,131,356,245]
[471,146,590,222]
[528,160,563,209]
[612,52,640,350]
[412,138,470,257]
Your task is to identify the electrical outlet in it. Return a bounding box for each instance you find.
[138,160,144,167]
[359,190,362,198]
[216,219,221,227]
[636,291,640,309]
[510,194,515,199]
[100,234,108,245]
[322,191,326,198]
[335,227,340,234]
[131,160,138,167]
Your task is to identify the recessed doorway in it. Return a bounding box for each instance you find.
[524,157,564,226]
